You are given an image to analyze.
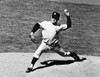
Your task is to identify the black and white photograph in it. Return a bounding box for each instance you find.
[0,0,100,77]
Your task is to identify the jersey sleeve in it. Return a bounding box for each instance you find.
[39,21,46,29]
[31,23,40,33]
[60,24,68,30]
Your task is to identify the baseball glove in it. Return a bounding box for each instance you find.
[29,35,39,44]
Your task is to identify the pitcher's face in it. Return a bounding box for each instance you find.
[51,18,58,25]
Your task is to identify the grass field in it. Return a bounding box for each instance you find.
[0,0,100,56]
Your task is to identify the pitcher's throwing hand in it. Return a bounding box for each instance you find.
[64,9,70,16]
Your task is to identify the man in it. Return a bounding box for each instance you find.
[26,9,80,73]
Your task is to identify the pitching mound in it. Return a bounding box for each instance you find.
[0,53,100,77]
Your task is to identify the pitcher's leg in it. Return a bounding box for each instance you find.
[33,41,49,59]
[53,43,69,56]
[54,47,71,57]
[59,48,80,61]
[54,44,80,61]
[26,41,49,73]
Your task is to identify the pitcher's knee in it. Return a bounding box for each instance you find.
[64,51,71,56]
[59,52,71,57]
[33,53,40,59]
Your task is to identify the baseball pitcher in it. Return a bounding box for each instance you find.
[26,9,80,73]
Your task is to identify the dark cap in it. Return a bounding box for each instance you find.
[52,11,60,20]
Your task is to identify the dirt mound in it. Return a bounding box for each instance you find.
[0,53,100,77]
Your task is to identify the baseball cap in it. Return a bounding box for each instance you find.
[52,11,60,20]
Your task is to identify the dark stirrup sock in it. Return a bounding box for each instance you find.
[31,57,38,65]
[69,52,80,61]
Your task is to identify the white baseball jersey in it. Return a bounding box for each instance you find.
[39,21,68,45]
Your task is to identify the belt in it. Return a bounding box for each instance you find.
[43,40,58,47]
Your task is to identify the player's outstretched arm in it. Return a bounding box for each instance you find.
[64,9,72,29]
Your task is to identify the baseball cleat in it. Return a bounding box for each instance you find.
[25,67,33,73]
[73,55,80,61]
[70,52,81,61]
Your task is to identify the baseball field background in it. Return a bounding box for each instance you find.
[0,0,100,56]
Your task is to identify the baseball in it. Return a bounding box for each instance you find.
[64,9,68,13]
